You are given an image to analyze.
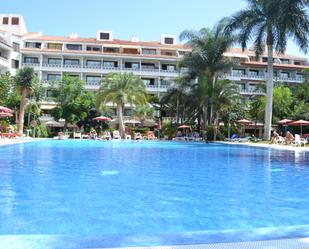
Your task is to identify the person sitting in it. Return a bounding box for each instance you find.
[90,128,97,140]
[270,130,279,144]
[285,130,294,145]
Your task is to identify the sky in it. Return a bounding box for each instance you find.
[2,0,308,57]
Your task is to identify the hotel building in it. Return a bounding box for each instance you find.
[0,14,308,116]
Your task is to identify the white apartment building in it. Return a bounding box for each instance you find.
[0,14,308,105]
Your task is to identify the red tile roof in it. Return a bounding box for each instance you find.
[23,35,188,50]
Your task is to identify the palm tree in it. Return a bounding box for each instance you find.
[180,19,236,121]
[212,79,240,140]
[15,67,35,134]
[96,73,148,138]
[133,105,154,127]
[225,0,309,140]
[160,77,190,124]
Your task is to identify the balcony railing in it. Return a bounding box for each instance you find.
[85,81,101,86]
[42,63,62,68]
[63,64,81,68]
[22,62,40,67]
[223,73,305,83]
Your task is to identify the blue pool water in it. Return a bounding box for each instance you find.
[0,140,309,248]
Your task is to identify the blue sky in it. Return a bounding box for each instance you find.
[2,0,307,56]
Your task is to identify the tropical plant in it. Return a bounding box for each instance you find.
[96,73,148,138]
[180,19,236,121]
[51,75,95,130]
[14,67,36,134]
[160,77,191,125]
[225,0,309,140]
[133,105,154,127]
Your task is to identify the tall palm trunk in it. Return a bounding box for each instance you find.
[18,88,28,134]
[117,104,125,138]
[176,94,180,125]
[263,31,274,140]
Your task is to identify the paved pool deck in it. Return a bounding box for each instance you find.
[0,137,43,147]
[220,141,309,152]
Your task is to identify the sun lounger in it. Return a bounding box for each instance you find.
[113,130,121,140]
[73,132,82,139]
[292,134,307,147]
[102,131,112,140]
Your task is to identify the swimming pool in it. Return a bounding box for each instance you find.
[0,140,309,248]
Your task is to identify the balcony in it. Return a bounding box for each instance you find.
[223,73,305,84]
[145,84,169,92]
[22,62,40,69]
[0,56,9,69]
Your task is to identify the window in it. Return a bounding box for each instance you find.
[86,76,101,84]
[281,72,290,78]
[47,74,61,81]
[249,70,259,76]
[100,32,110,40]
[48,58,61,65]
[141,63,155,69]
[25,42,41,49]
[142,78,155,85]
[86,60,101,67]
[123,48,138,54]
[86,46,101,52]
[11,59,19,69]
[142,49,157,55]
[162,64,176,71]
[12,42,20,52]
[262,57,268,62]
[103,61,117,68]
[24,57,39,64]
[103,47,119,53]
[11,17,19,25]
[47,43,63,50]
[2,17,8,25]
[294,61,301,65]
[125,62,139,70]
[164,37,174,44]
[64,59,80,65]
[66,44,82,50]
[280,59,289,64]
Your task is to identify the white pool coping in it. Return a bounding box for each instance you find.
[0,137,45,147]
[219,141,309,152]
[95,238,309,249]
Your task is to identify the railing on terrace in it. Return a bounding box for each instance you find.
[63,64,81,68]
[85,81,101,86]
[22,62,40,67]
[0,56,8,63]
[223,73,305,83]
[42,63,62,68]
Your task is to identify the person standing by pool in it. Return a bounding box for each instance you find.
[90,128,97,140]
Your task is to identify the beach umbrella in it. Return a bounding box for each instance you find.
[237,119,252,138]
[0,106,12,113]
[288,120,309,136]
[45,120,62,127]
[0,112,13,118]
[178,125,191,136]
[143,119,157,127]
[93,116,111,121]
[124,119,141,127]
[178,125,191,129]
[278,119,293,134]
[278,119,292,125]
